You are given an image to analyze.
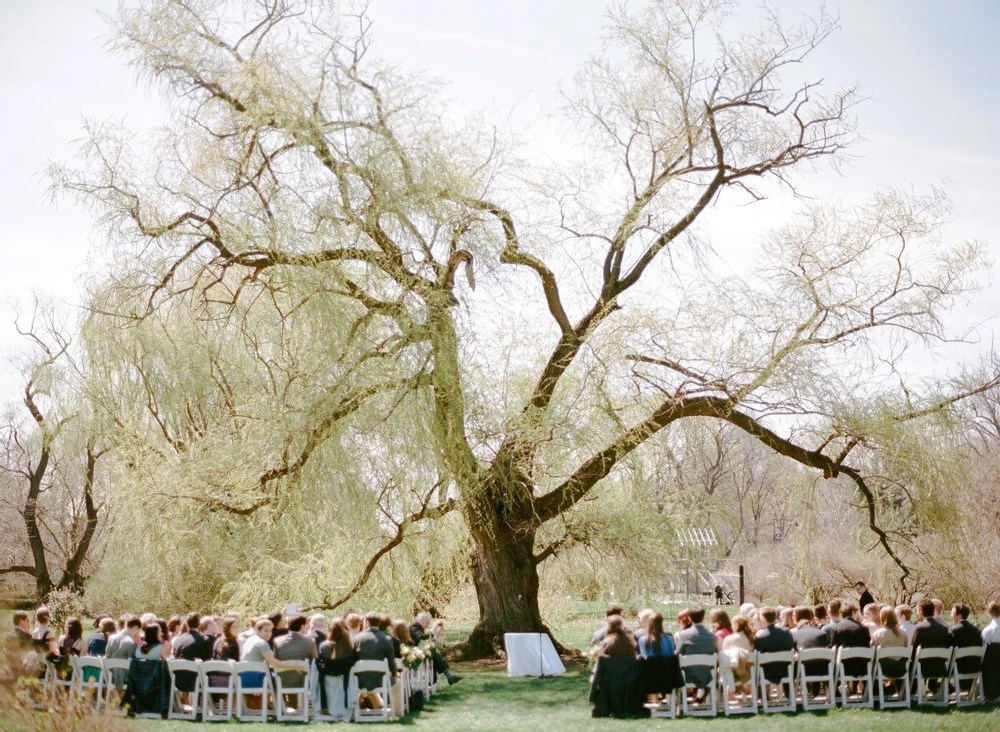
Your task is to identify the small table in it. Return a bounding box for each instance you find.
[504,633,566,677]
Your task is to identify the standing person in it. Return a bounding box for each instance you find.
[409,612,462,685]
[353,613,397,710]
[677,607,718,697]
[856,582,875,612]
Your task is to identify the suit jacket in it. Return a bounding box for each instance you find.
[792,624,828,677]
[409,623,429,646]
[950,620,983,674]
[353,630,396,691]
[858,589,875,611]
[755,624,795,683]
[676,624,717,689]
[827,617,871,678]
[911,616,950,676]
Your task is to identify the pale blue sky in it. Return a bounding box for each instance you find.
[1,0,998,398]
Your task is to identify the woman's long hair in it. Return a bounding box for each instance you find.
[711,608,732,632]
[216,616,240,658]
[647,612,665,646]
[733,616,755,649]
[64,617,83,641]
[392,620,413,645]
[141,624,161,655]
[328,619,353,658]
[879,606,902,638]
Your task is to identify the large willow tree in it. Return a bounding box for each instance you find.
[57,0,996,654]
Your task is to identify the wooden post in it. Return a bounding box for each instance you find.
[739,565,745,606]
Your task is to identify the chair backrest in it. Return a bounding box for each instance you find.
[167,659,202,674]
[874,647,910,662]
[232,660,270,689]
[797,648,835,663]
[103,658,131,671]
[756,651,794,665]
[915,647,952,661]
[678,654,716,669]
[74,655,105,674]
[200,660,234,676]
[952,646,985,662]
[837,646,874,661]
[352,659,391,674]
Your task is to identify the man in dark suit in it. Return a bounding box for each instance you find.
[755,607,796,693]
[172,612,213,694]
[949,602,983,684]
[911,599,950,692]
[353,612,397,709]
[791,606,829,695]
[676,606,718,696]
[855,582,875,612]
[827,602,871,682]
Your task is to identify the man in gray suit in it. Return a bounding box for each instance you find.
[676,607,718,696]
[352,613,397,709]
[105,616,142,691]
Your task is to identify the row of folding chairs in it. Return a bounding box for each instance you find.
[645,644,987,718]
[42,654,436,723]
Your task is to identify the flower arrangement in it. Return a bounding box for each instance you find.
[400,644,427,670]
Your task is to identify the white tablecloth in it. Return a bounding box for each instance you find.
[504,633,566,677]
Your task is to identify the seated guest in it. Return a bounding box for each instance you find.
[791,607,826,650]
[634,609,653,643]
[87,617,117,657]
[873,605,908,683]
[590,605,624,646]
[599,615,636,656]
[267,610,288,647]
[319,619,356,720]
[172,612,214,693]
[827,603,871,680]
[755,607,796,688]
[896,605,916,644]
[910,599,950,686]
[637,612,675,658]
[677,607,717,696]
[106,617,142,691]
[738,602,755,618]
[932,598,944,618]
[353,613,397,710]
[274,614,318,686]
[135,623,170,661]
[861,603,880,633]
[207,617,240,700]
[983,602,1000,646]
[345,613,363,640]
[710,609,733,642]
[813,604,829,628]
[5,611,35,680]
[826,599,843,628]
[779,607,795,630]
[58,616,86,658]
[308,614,328,651]
[239,618,307,699]
[410,612,461,684]
[949,602,983,683]
[721,616,755,689]
[166,615,184,652]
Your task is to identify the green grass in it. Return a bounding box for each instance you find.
[14,665,996,732]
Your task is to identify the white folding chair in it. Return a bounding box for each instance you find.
[796,648,836,711]
[719,649,757,715]
[949,645,985,707]
[102,657,131,715]
[874,647,911,709]
[274,661,312,722]
[914,646,952,707]
[835,647,874,708]
[348,659,393,723]
[756,650,795,713]
[396,660,410,716]
[72,656,106,712]
[45,658,75,709]
[679,654,718,717]
[423,656,436,696]
[234,661,274,722]
[166,659,203,720]
[200,660,235,722]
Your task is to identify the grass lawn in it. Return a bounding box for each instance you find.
[12,664,998,732]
